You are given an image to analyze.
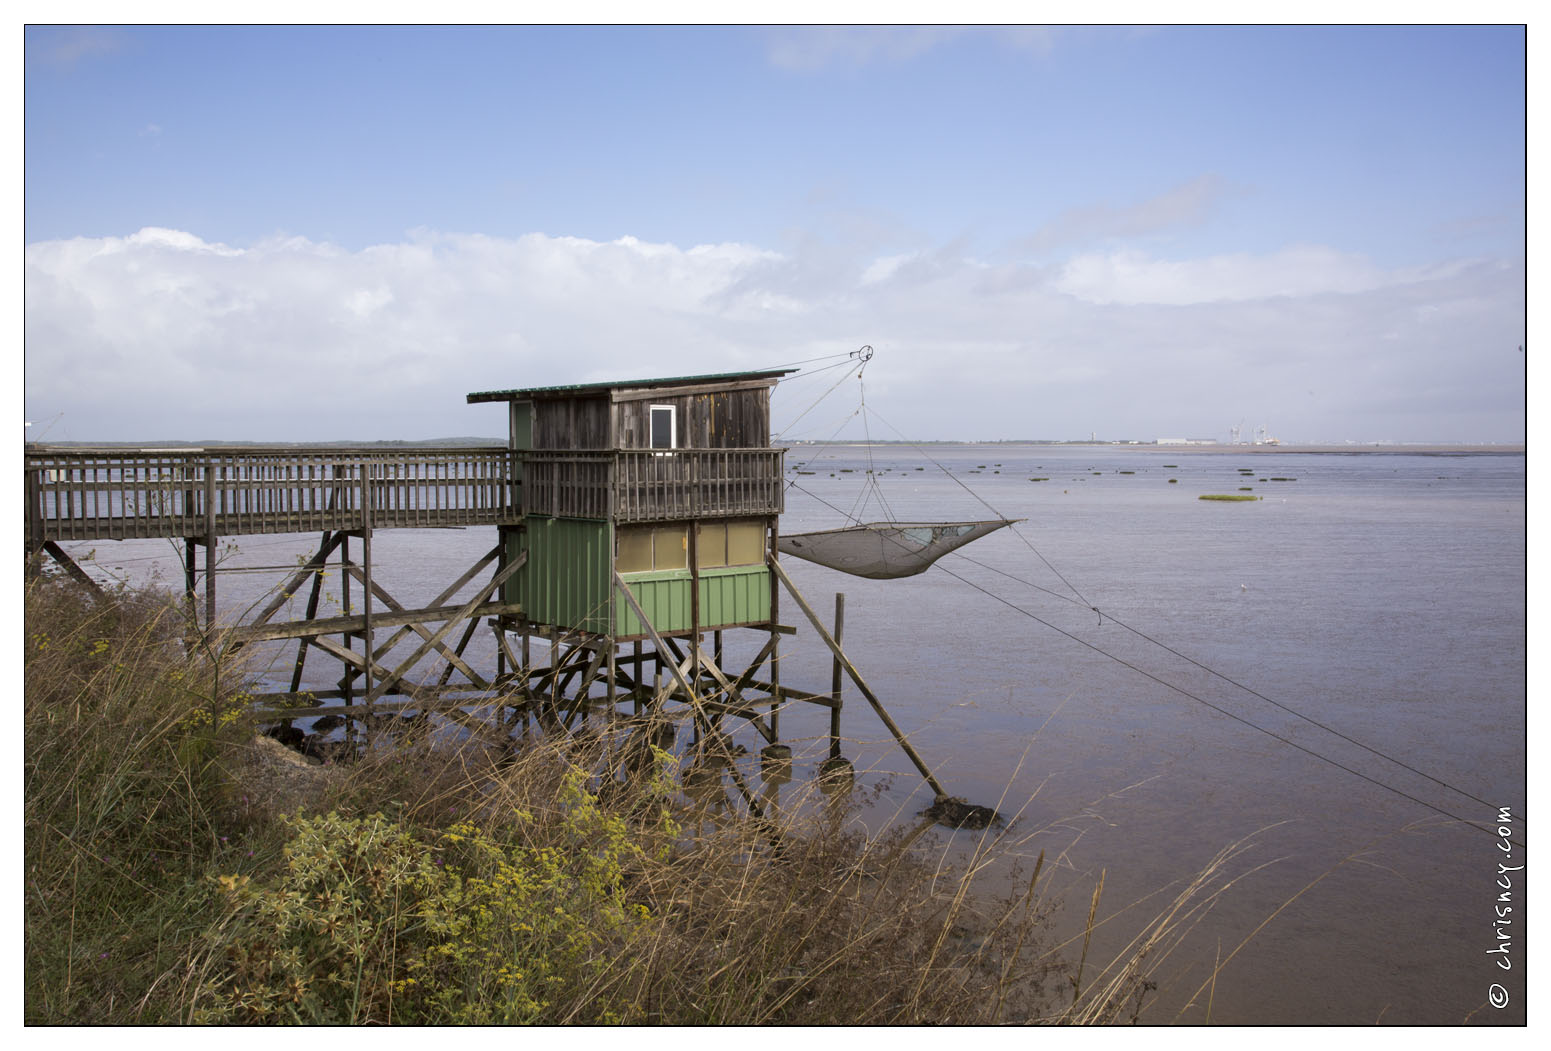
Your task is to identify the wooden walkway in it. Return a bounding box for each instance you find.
[24,445,784,546]
[24,446,522,545]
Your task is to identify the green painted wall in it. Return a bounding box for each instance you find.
[507,516,613,635]
[615,564,772,637]
[511,516,772,637]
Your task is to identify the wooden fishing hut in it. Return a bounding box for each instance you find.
[467,369,797,744]
[468,368,955,803]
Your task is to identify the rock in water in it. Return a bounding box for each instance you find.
[926,796,999,830]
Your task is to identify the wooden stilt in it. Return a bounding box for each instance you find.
[183,537,198,626]
[830,592,845,760]
[288,533,331,693]
[341,530,354,708]
[360,466,376,715]
[770,558,950,801]
[769,522,782,741]
[203,462,217,631]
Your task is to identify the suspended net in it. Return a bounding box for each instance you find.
[777,519,1020,580]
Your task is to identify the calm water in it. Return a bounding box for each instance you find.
[57,444,1527,1024]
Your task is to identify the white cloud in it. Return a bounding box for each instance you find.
[765,27,960,72]
[763,26,1071,72]
[22,227,1525,444]
[1021,174,1237,255]
[1053,246,1476,306]
[28,26,128,69]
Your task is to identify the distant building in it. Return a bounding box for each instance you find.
[1156,437,1220,446]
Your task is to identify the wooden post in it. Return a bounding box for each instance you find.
[341,525,353,708]
[25,463,43,560]
[184,537,198,629]
[688,521,702,726]
[202,458,216,630]
[633,640,643,715]
[521,627,532,732]
[360,467,375,711]
[550,626,561,705]
[769,520,781,740]
[829,592,845,760]
[769,557,951,801]
[606,643,617,724]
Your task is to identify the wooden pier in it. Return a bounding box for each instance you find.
[23,370,953,810]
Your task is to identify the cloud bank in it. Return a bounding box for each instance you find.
[24,227,1525,444]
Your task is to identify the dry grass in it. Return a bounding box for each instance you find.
[25,571,1275,1025]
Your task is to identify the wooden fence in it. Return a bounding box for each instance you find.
[24,446,521,544]
[25,445,785,545]
[523,449,785,522]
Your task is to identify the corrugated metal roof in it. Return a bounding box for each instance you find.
[467,368,796,403]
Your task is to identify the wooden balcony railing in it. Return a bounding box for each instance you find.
[25,446,521,544]
[523,448,785,522]
[25,445,784,545]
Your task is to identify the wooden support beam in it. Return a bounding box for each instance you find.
[365,551,527,704]
[727,680,838,709]
[437,615,484,688]
[345,564,489,689]
[562,645,609,732]
[491,620,525,684]
[359,542,504,663]
[769,557,950,801]
[38,541,106,600]
[227,600,525,643]
[288,533,332,692]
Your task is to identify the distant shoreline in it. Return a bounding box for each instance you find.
[29,438,1524,456]
[784,441,1525,456]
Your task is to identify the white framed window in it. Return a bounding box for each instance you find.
[649,404,676,451]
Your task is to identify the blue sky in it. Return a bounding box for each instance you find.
[22,25,1528,443]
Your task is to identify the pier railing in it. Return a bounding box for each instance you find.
[25,445,785,546]
[523,448,785,522]
[25,446,521,544]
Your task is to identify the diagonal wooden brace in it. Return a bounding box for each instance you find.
[345,564,489,689]
[769,556,950,801]
[366,551,526,705]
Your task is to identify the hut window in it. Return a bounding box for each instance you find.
[652,525,688,570]
[695,520,766,568]
[696,522,728,569]
[726,520,767,565]
[615,527,655,573]
[650,405,676,450]
[616,524,689,572]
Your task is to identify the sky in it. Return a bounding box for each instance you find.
[20,24,1529,445]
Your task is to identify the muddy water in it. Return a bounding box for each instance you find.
[52,444,1526,1024]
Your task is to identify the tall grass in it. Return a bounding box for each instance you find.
[23,572,256,1022]
[25,572,1253,1025]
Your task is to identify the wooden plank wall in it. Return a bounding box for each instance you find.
[611,388,771,450]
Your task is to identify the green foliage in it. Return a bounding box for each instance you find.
[200,767,658,1024]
